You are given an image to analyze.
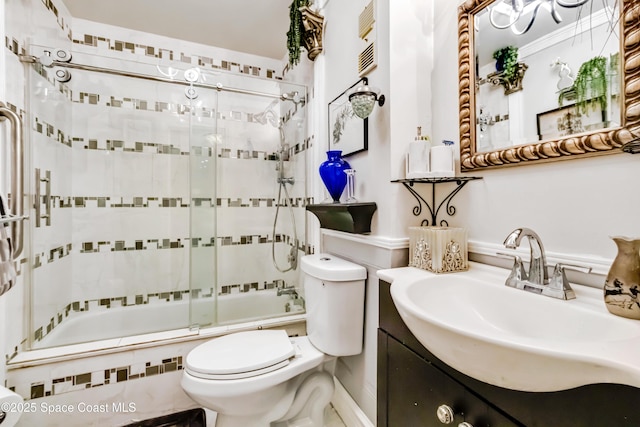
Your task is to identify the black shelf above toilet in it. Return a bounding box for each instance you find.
[306,202,377,234]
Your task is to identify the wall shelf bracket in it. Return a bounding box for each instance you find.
[392,177,482,226]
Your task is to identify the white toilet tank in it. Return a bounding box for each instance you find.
[301,253,366,356]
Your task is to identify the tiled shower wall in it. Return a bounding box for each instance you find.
[5,0,311,354]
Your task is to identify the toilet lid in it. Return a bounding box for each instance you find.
[186,330,296,380]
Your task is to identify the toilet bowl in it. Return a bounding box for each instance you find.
[181,254,366,427]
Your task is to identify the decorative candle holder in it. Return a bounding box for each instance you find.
[409,226,468,273]
[344,169,357,203]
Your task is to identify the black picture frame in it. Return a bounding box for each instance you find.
[536,101,607,141]
[327,78,369,157]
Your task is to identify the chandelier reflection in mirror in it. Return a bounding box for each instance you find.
[489,0,590,35]
[348,79,385,119]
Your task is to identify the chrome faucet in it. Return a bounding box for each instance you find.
[277,287,298,297]
[499,228,591,300]
[503,228,549,286]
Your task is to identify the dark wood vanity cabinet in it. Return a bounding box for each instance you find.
[377,279,640,427]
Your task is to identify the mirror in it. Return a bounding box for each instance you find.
[458,0,640,170]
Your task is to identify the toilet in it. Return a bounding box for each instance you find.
[181,254,366,427]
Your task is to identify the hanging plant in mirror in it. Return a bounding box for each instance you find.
[489,45,528,95]
[573,56,608,115]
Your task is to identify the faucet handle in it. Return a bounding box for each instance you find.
[548,263,592,300]
[553,262,593,275]
[496,252,527,284]
[496,251,523,265]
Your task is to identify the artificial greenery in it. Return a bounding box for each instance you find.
[287,0,310,68]
[492,45,519,84]
[573,56,607,115]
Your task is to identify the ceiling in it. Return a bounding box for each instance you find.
[60,0,292,60]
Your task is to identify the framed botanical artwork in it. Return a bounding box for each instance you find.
[536,101,607,141]
[328,78,368,157]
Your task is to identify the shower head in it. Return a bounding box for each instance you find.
[253,109,280,127]
[253,91,304,127]
[253,98,280,127]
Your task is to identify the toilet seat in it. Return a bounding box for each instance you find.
[185,330,296,380]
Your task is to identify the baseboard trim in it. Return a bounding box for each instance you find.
[331,377,374,427]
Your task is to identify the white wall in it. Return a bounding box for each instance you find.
[312,0,434,239]
[432,0,640,263]
[313,0,436,423]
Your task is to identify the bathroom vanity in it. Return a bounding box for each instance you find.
[377,278,640,427]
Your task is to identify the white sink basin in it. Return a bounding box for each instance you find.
[380,262,640,392]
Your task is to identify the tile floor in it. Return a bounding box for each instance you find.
[324,404,347,427]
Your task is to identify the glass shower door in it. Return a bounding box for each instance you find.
[187,73,218,329]
[27,47,195,348]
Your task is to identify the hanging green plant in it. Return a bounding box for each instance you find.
[492,46,519,84]
[287,0,310,68]
[573,56,607,115]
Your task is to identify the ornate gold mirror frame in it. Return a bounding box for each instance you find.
[458,0,640,171]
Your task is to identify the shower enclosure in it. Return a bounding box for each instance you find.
[21,45,308,350]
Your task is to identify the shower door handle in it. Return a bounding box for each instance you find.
[0,102,25,259]
[35,169,51,227]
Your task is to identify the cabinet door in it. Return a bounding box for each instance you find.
[386,335,465,426]
[385,335,520,427]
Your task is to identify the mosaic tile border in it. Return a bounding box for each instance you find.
[31,278,291,346]
[9,37,289,122]
[73,138,191,156]
[35,117,310,160]
[73,93,220,119]
[70,91,308,129]
[38,196,312,209]
[73,139,311,159]
[77,233,305,254]
[7,327,303,401]
[33,232,311,268]
[33,244,72,268]
[6,355,183,400]
[5,36,26,57]
[32,0,283,80]
[41,0,73,40]
[31,192,315,269]
[32,115,73,147]
[71,33,282,80]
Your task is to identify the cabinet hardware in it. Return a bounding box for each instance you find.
[436,404,455,424]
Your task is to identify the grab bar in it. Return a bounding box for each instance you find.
[0,102,25,259]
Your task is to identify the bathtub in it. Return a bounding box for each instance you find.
[31,289,305,349]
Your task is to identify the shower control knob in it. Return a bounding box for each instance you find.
[436,404,455,424]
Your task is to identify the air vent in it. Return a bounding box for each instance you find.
[358,42,376,76]
[357,0,377,76]
[359,0,375,39]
